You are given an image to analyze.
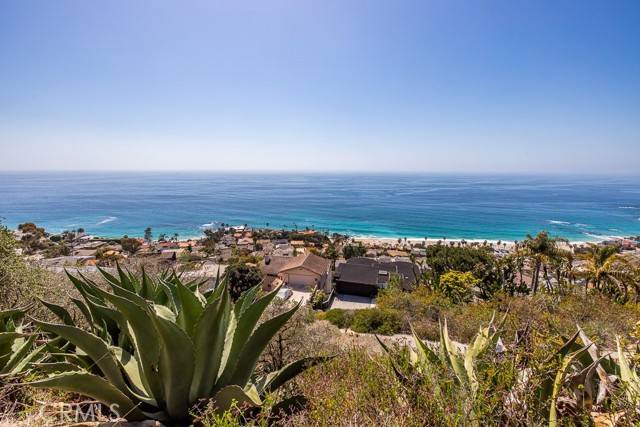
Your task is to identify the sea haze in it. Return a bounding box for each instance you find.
[1,172,639,242]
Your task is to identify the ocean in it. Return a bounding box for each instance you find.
[1,172,639,242]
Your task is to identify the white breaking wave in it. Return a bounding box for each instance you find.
[582,232,607,241]
[547,220,570,225]
[619,206,639,209]
[96,216,117,225]
[201,221,219,229]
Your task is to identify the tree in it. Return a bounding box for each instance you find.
[225,263,264,301]
[424,244,501,298]
[343,243,366,259]
[324,242,339,260]
[437,270,480,304]
[523,231,568,294]
[578,244,635,302]
[121,236,142,254]
[202,228,223,255]
[143,227,152,243]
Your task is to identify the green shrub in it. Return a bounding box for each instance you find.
[319,309,353,329]
[310,290,327,309]
[437,270,480,304]
[350,308,402,335]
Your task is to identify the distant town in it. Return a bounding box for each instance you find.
[12,221,640,311]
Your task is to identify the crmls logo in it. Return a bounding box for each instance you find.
[38,402,121,424]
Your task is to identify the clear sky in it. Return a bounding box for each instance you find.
[1,0,639,173]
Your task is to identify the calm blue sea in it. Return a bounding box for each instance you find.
[1,172,639,242]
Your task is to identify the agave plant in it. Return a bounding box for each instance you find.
[378,313,504,396]
[616,336,640,404]
[511,326,631,425]
[32,269,329,423]
[377,313,504,425]
[0,307,43,376]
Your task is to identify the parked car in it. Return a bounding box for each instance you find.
[276,287,293,300]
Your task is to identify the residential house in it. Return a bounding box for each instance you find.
[262,252,331,292]
[334,257,419,297]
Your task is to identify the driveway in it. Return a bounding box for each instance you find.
[289,290,312,304]
[329,293,375,310]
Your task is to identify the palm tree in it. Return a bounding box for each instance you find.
[523,231,568,294]
[578,244,634,301]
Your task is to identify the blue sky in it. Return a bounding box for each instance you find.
[1,0,639,173]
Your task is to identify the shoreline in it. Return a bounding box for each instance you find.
[350,236,598,248]
[52,227,620,247]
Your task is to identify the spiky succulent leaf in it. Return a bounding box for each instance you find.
[152,313,195,420]
[226,302,300,387]
[30,371,146,421]
[190,288,231,401]
[33,320,134,399]
[616,336,640,402]
[1,334,44,375]
[38,299,75,326]
[549,346,591,426]
[262,356,335,394]
[440,319,467,387]
[212,385,261,414]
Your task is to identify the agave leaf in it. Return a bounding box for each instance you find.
[33,320,134,398]
[549,345,591,426]
[570,355,604,410]
[205,276,227,303]
[411,324,440,366]
[139,268,153,300]
[70,296,94,326]
[66,271,95,299]
[218,286,282,385]
[263,356,334,394]
[111,347,156,406]
[226,302,300,387]
[0,332,25,346]
[463,316,502,396]
[153,304,177,322]
[159,278,180,312]
[39,299,75,326]
[33,361,79,373]
[0,308,27,322]
[235,285,261,318]
[1,335,43,375]
[547,330,581,363]
[152,313,195,420]
[213,385,261,414]
[375,334,410,383]
[440,319,467,387]
[190,289,231,401]
[616,336,640,402]
[84,300,126,344]
[96,266,122,290]
[577,326,613,401]
[93,286,165,408]
[30,371,146,421]
[116,264,137,293]
[0,332,26,364]
[175,279,205,336]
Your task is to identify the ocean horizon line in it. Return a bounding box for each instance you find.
[2,170,640,178]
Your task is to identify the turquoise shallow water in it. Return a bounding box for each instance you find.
[1,172,639,242]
